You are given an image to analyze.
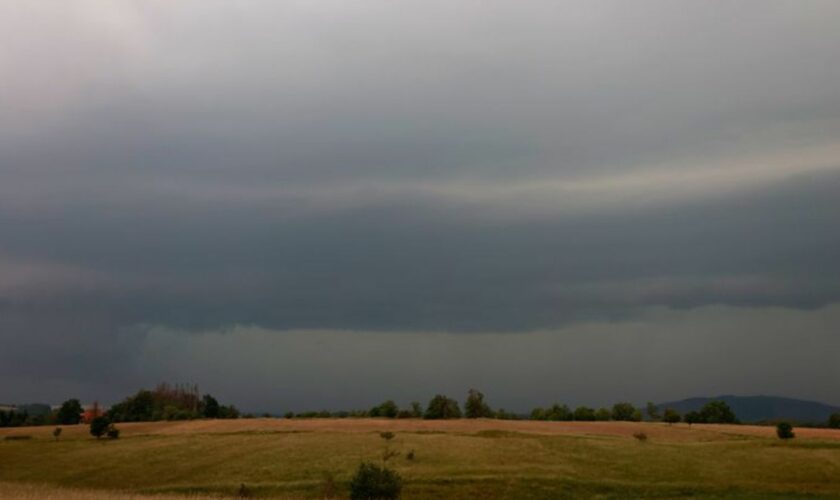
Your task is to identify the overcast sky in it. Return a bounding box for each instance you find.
[2,1,839,412]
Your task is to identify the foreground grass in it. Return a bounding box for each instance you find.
[1,419,839,498]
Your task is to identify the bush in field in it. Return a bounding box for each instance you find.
[106,424,120,439]
[828,413,840,429]
[464,389,493,418]
[89,416,110,439]
[56,399,83,425]
[663,408,681,425]
[776,422,795,440]
[611,402,637,421]
[424,395,461,419]
[349,462,402,500]
[633,431,648,441]
[573,406,596,421]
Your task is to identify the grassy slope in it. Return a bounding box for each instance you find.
[1,419,840,499]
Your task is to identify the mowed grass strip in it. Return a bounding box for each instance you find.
[1,420,839,498]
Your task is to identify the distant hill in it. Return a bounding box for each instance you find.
[657,395,840,424]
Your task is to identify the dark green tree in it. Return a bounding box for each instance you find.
[464,389,493,418]
[699,400,737,424]
[646,402,661,421]
[663,408,681,425]
[611,402,637,421]
[573,406,596,421]
[595,408,612,421]
[828,413,840,429]
[201,394,221,418]
[409,402,423,418]
[776,421,795,440]
[684,411,702,427]
[424,395,461,419]
[89,416,110,439]
[56,399,83,425]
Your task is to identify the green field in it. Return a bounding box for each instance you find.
[2,419,840,499]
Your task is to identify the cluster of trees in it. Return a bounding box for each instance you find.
[1,383,239,428]
[0,409,30,427]
[1,401,83,428]
[107,383,239,422]
[287,390,497,420]
[530,402,643,422]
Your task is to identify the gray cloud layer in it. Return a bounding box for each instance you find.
[1,1,839,409]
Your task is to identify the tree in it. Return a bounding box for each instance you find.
[409,402,423,418]
[646,402,661,421]
[52,427,63,441]
[530,407,547,421]
[89,416,110,439]
[776,421,795,440]
[663,408,681,425]
[546,404,573,421]
[370,400,398,418]
[56,399,83,425]
[573,406,596,421]
[349,462,402,500]
[684,411,701,427]
[201,394,220,418]
[595,408,612,421]
[699,401,737,424]
[465,389,493,418]
[612,402,637,421]
[424,395,461,419]
[828,413,840,429]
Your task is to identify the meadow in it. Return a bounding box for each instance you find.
[2,419,840,499]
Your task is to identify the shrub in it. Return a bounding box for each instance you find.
[349,462,402,500]
[424,395,461,419]
[776,422,795,440]
[828,413,840,429]
[663,408,681,425]
[52,427,63,441]
[283,411,294,419]
[406,449,415,461]
[90,416,110,439]
[633,432,648,441]
[106,424,120,439]
[611,402,637,421]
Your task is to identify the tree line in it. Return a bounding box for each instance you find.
[5,386,840,428]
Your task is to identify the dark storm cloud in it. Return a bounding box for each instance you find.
[1,1,840,407]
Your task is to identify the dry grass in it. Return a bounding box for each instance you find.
[2,419,840,498]
[0,481,231,499]
[3,418,839,442]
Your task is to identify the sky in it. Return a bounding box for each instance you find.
[1,0,839,413]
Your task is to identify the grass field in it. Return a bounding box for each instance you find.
[2,419,840,499]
